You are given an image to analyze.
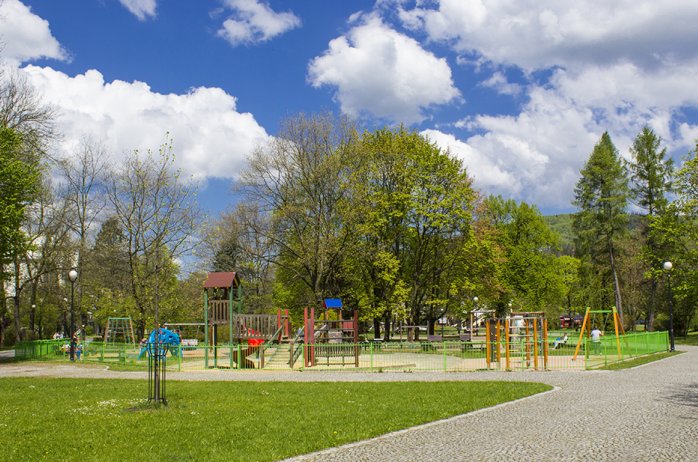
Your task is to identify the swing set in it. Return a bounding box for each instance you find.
[572,307,624,361]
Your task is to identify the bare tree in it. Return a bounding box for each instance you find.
[58,138,109,319]
[107,136,200,336]
[203,203,275,313]
[7,182,73,343]
[0,70,57,153]
[241,113,358,307]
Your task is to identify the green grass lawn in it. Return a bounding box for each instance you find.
[0,378,550,462]
[675,331,698,346]
[598,351,681,370]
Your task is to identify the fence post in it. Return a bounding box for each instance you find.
[603,340,608,366]
[645,332,649,355]
[584,338,589,370]
[443,341,447,372]
[370,341,373,371]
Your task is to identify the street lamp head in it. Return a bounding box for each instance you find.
[68,269,78,282]
[473,296,478,303]
[663,261,673,271]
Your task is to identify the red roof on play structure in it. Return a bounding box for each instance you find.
[203,272,240,289]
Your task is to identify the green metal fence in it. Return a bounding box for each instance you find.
[14,331,669,372]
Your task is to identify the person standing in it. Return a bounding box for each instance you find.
[590,326,603,355]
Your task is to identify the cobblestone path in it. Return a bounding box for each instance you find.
[2,347,696,461]
[287,347,698,462]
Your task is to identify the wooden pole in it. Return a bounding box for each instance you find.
[229,287,234,369]
[494,318,502,367]
[543,319,548,370]
[303,308,309,368]
[533,318,539,370]
[310,307,315,366]
[284,309,289,338]
[204,290,209,369]
[485,319,491,369]
[525,319,531,367]
[354,310,359,367]
[505,318,510,370]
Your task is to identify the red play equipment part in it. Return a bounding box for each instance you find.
[246,328,264,347]
[303,299,359,368]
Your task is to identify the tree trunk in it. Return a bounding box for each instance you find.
[29,283,38,334]
[647,277,656,332]
[608,244,623,326]
[383,311,391,342]
[372,318,381,339]
[13,259,22,342]
[0,266,5,346]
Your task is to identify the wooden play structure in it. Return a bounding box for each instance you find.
[103,317,136,344]
[203,272,290,368]
[300,298,359,368]
[484,312,548,371]
[572,307,624,361]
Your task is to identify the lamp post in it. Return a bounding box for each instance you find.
[68,269,78,361]
[663,261,675,352]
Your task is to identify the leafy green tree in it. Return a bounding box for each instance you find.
[573,132,629,323]
[557,255,582,314]
[0,127,40,269]
[243,113,358,310]
[343,127,416,338]
[481,196,564,317]
[82,216,131,311]
[0,127,41,343]
[403,135,475,335]
[626,127,673,330]
[652,143,698,335]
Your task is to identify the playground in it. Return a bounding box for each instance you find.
[0,346,694,462]
[14,272,670,373]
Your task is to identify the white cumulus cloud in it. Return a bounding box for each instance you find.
[308,14,459,124]
[217,0,301,46]
[399,0,698,72]
[22,65,270,181]
[0,0,67,65]
[119,0,157,21]
[391,0,698,208]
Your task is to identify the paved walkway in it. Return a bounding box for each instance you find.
[288,346,698,462]
[1,347,696,461]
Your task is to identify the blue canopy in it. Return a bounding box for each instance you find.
[323,298,343,309]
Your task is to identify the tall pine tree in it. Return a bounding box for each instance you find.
[573,132,629,324]
[626,127,673,330]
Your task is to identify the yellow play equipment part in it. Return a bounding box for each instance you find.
[572,307,624,361]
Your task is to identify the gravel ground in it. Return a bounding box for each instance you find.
[1,347,696,461]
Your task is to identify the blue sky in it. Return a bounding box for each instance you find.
[2,0,698,215]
